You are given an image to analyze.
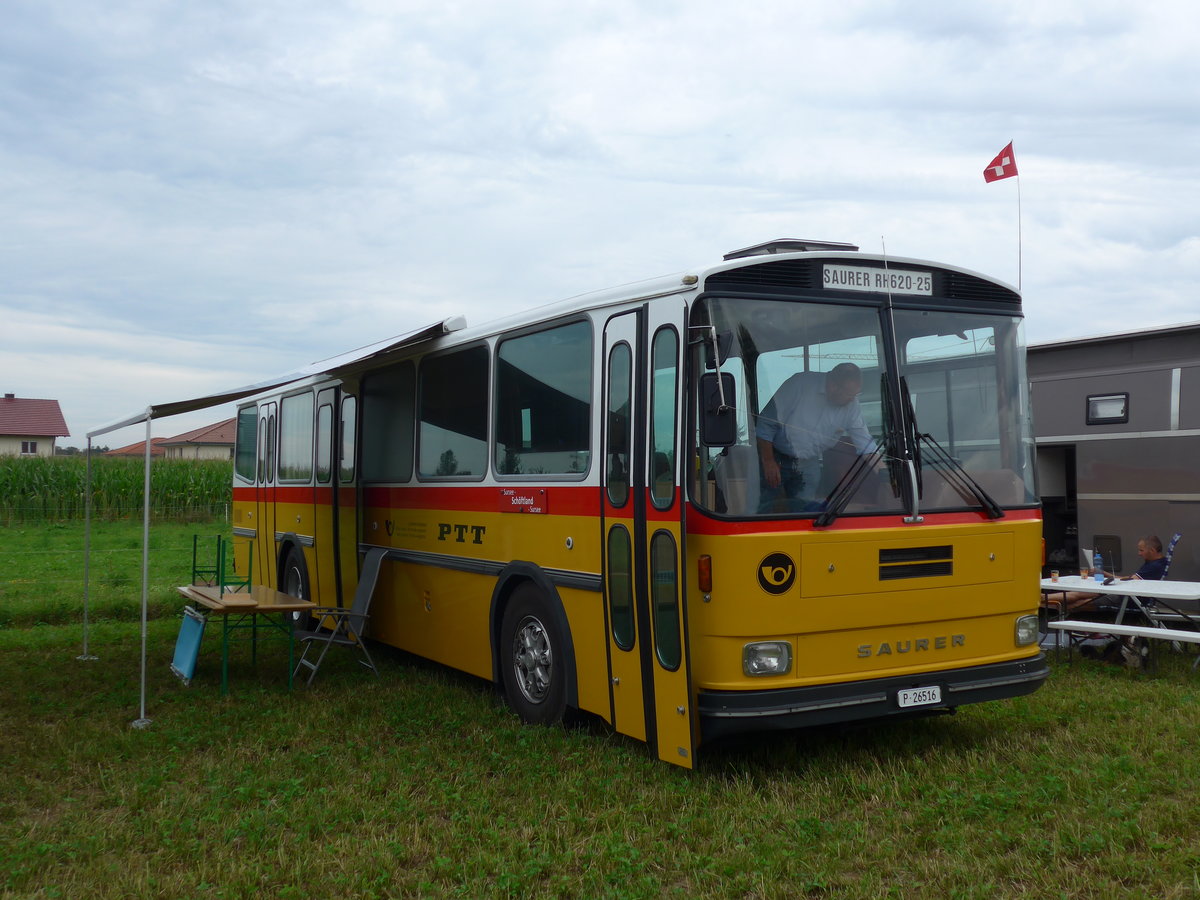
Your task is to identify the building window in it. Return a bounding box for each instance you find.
[1086,393,1129,425]
[21,441,37,455]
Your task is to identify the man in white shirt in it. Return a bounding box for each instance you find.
[755,363,873,511]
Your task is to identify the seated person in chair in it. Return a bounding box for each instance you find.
[1057,535,1167,615]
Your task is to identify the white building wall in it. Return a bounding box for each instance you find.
[0,435,56,457]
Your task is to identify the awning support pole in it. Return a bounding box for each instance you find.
[132,418,153,730]
[78,436,98,661]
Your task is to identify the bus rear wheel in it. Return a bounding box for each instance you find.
[281,547,313,630]
[500,584,567,725]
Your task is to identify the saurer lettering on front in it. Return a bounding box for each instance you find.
[857,634,965,658]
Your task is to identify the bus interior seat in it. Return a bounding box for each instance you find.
[923,468,1024,509]
[714,444,760,515]
[653,451,673,495]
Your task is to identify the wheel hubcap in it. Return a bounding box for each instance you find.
[512,615,552,704]
[285,564,304,623]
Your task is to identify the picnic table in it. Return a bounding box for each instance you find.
[175,584,317,694]
[1040,575,1200,667]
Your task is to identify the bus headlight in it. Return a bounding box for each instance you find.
[1015,615,1040,646]
[743,641,792,676]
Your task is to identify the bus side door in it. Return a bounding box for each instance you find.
[603,305,695,767]
[313,388,338,605]
[256,401,277,589]
[336,392,359,608]
[602,312,646,743]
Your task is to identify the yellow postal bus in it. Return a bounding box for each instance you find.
[231,239,1048,768]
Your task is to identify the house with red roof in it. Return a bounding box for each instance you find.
[104,438,169,458]
[0,393,71,457]
[161,418,235,460]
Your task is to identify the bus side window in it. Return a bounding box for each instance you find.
[495,320,592,477]
[315,403,333,484]
[235,406,257,482]
[279,392,315,482]
[361,364,413,483]
[339,396,357,484]
[607,343,632,507]
[418,346,488,479]
[650,328,678,509]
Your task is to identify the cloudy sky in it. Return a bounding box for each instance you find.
[3,0,1198,448]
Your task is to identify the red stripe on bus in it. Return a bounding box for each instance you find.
[236,481,1038,533]
[362,485,600,517]
[685,506,1040,535]
[233,484,358,505]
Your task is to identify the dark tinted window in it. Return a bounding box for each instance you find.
[235,406,257,482]
[495,321,591,476]
[419,347,488,479]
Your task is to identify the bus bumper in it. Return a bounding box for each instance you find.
[697,654,1049,741]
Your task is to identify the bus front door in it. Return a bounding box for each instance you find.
[603,307,695,767]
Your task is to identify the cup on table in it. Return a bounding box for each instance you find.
[1051,570,1059,582]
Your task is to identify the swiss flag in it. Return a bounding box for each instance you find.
[983,142,1018,182]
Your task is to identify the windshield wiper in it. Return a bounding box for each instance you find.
[815,371,893,528]
[898,376,924,499]
[916,433,1005,519]
[894,376,1002,521]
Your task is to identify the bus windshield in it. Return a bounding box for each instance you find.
[693,296,1037,518]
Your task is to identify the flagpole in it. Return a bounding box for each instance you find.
[983,141,1021,291]
[1016,172,1024,292]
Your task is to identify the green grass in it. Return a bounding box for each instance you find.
[0,519,219,628]
[4,522,1200,897]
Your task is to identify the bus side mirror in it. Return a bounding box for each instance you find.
[700,373,737,447]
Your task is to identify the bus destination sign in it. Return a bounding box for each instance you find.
[500,488,547,514]
[823,264,933,296]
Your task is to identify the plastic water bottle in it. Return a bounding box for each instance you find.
[1093,551,1104,583]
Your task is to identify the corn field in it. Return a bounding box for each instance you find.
[0,457,232,523]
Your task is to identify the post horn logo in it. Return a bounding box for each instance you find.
[758,552,796,594]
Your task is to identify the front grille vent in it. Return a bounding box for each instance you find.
[879,545,953,580]
[706,259,820,292]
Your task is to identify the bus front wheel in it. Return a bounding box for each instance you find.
[500,584,567,725]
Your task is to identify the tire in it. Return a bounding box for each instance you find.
[499,583,568,725]
[281,546,313,630]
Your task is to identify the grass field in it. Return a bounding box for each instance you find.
[4,520,1200,898]
[0,519,219,629]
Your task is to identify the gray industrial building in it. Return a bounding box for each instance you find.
[1029,321,1200,582]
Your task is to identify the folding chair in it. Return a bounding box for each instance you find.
[1161,532,1183,579]
[292,547,387,686]
[190,534,251,597]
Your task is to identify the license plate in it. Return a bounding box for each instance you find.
[898,686,942,708]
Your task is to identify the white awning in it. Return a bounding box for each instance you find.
[88,315,466,438]
[81,313,467,728]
